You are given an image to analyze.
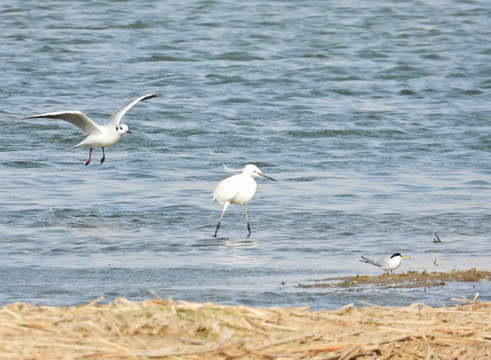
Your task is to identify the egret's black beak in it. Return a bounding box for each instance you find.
[260,172,277,181]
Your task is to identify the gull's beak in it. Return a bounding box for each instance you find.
[402,256,410,259]
[260,172,277,181]
[126,129,132,134]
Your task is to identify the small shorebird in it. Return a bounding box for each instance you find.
[360,253,410,275]
[15,93,160,165]
[213,164,276,238]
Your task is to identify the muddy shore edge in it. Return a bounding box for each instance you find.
[298,268,491,289]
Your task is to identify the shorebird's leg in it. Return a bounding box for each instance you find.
[245,203,251,238]
[100,147,106,164]
[85,147,93,166]
[214,202,230,237]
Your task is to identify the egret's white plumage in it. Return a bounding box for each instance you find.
[360,253,410,275]
[15,93,160,165]
[213,164,276,237]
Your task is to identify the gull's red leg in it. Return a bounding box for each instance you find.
[85,147,93,166]
[100,147,105,164]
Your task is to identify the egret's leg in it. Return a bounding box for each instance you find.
[85,147,93,166]
[100,147,106,164]
[245,203,251,237]
[214,202,230,237]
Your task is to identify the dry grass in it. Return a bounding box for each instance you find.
[1,296,490,359]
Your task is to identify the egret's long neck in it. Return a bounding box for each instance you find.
[241,172,254,181]
[241,173,257,190]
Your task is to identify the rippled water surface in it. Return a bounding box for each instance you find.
[1,0,490,309]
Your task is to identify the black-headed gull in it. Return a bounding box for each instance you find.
[360,253,410,275]
[16,93,160,165]
[212,164,276,238]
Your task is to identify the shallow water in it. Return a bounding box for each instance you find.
[0,0,490,309]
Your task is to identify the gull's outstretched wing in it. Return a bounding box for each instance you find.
[16,111,103,135]
[105,93,160,126]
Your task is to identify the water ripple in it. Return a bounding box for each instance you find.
[0,0,489,309]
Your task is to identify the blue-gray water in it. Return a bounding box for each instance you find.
[1,0,490,309]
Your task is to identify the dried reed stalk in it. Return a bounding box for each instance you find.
[0,297,489,359]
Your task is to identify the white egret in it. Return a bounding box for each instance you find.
[213,164,276,237]
[360,253,410,275]
[15,93,160,165]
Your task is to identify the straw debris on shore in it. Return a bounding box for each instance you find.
[1,296,490,359]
